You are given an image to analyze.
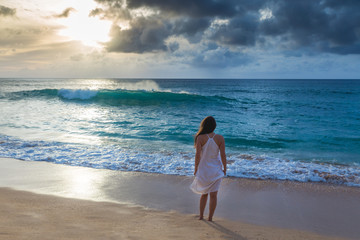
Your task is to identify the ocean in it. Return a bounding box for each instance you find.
[0,78,359,186]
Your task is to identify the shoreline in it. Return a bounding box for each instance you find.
[2,135,359,188]
[1,157,360,239]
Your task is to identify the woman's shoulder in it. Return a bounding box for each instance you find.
[214,134,225,145]
[197,134,208,141]
[198,134,207,138]
[196,134,207,144]
[214,134,224,140]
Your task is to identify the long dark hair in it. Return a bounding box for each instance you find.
[194,116,216,146]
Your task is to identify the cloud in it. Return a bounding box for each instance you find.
[192,47,251,68]
[3,0,359,78]
[0,21,63,49]
[92,0,360,58]
[0,12,79,72]
[0,40,85,71]
[54,7,76,18]
[172,18,210,43]
[257,1,360,54]
[125,0,237,18]
[0,5,16,17]
[210,14,259,46]
[106,16,170,53]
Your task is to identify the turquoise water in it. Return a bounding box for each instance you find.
[0,78,359,186]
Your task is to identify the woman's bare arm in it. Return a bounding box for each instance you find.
[219,136,227,175]
[194,137,202,175]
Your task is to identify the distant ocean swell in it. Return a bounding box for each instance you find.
[0,135,359,187]
[2,88,235,106]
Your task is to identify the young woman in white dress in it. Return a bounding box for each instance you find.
[190,116,227,221]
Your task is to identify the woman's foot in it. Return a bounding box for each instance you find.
[199,216,204,220]
[207,217,213,221]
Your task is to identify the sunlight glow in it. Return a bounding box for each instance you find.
[57,2,112,47]
[63,167,105,200]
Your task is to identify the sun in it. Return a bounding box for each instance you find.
[56,2,112,48]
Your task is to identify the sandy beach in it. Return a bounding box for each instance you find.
[0,187,345,240]
[1,157,359,239]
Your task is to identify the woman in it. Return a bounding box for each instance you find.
[190,116,227,221]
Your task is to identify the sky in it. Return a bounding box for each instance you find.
[0,0,359,79]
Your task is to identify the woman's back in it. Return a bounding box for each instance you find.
[199,134,222,174]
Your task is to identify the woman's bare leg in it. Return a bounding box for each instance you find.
[208,191,218,221]
[199,194,208,220]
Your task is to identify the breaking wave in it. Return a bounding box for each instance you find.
[3,88,235,106]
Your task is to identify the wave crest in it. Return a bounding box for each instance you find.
[5,88,235,106]
[58,89,98,100]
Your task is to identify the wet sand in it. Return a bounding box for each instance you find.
[1,157,359,239]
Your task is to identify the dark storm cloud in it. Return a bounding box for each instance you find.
[0,5,16,17]
[54,7,76,18]
[106,17,212,53]
[259,1,360,54]
[211,13,259,46]
[93,0,360,56]
[107,16,171,53]
[173,18,210,37]
[172,18,210,43]
[191,48,252,68]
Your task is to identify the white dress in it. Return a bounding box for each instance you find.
[190,134,225,194]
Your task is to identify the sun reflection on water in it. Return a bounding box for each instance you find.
[63,167,106,200]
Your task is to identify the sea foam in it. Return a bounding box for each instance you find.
[1,135,359,187]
